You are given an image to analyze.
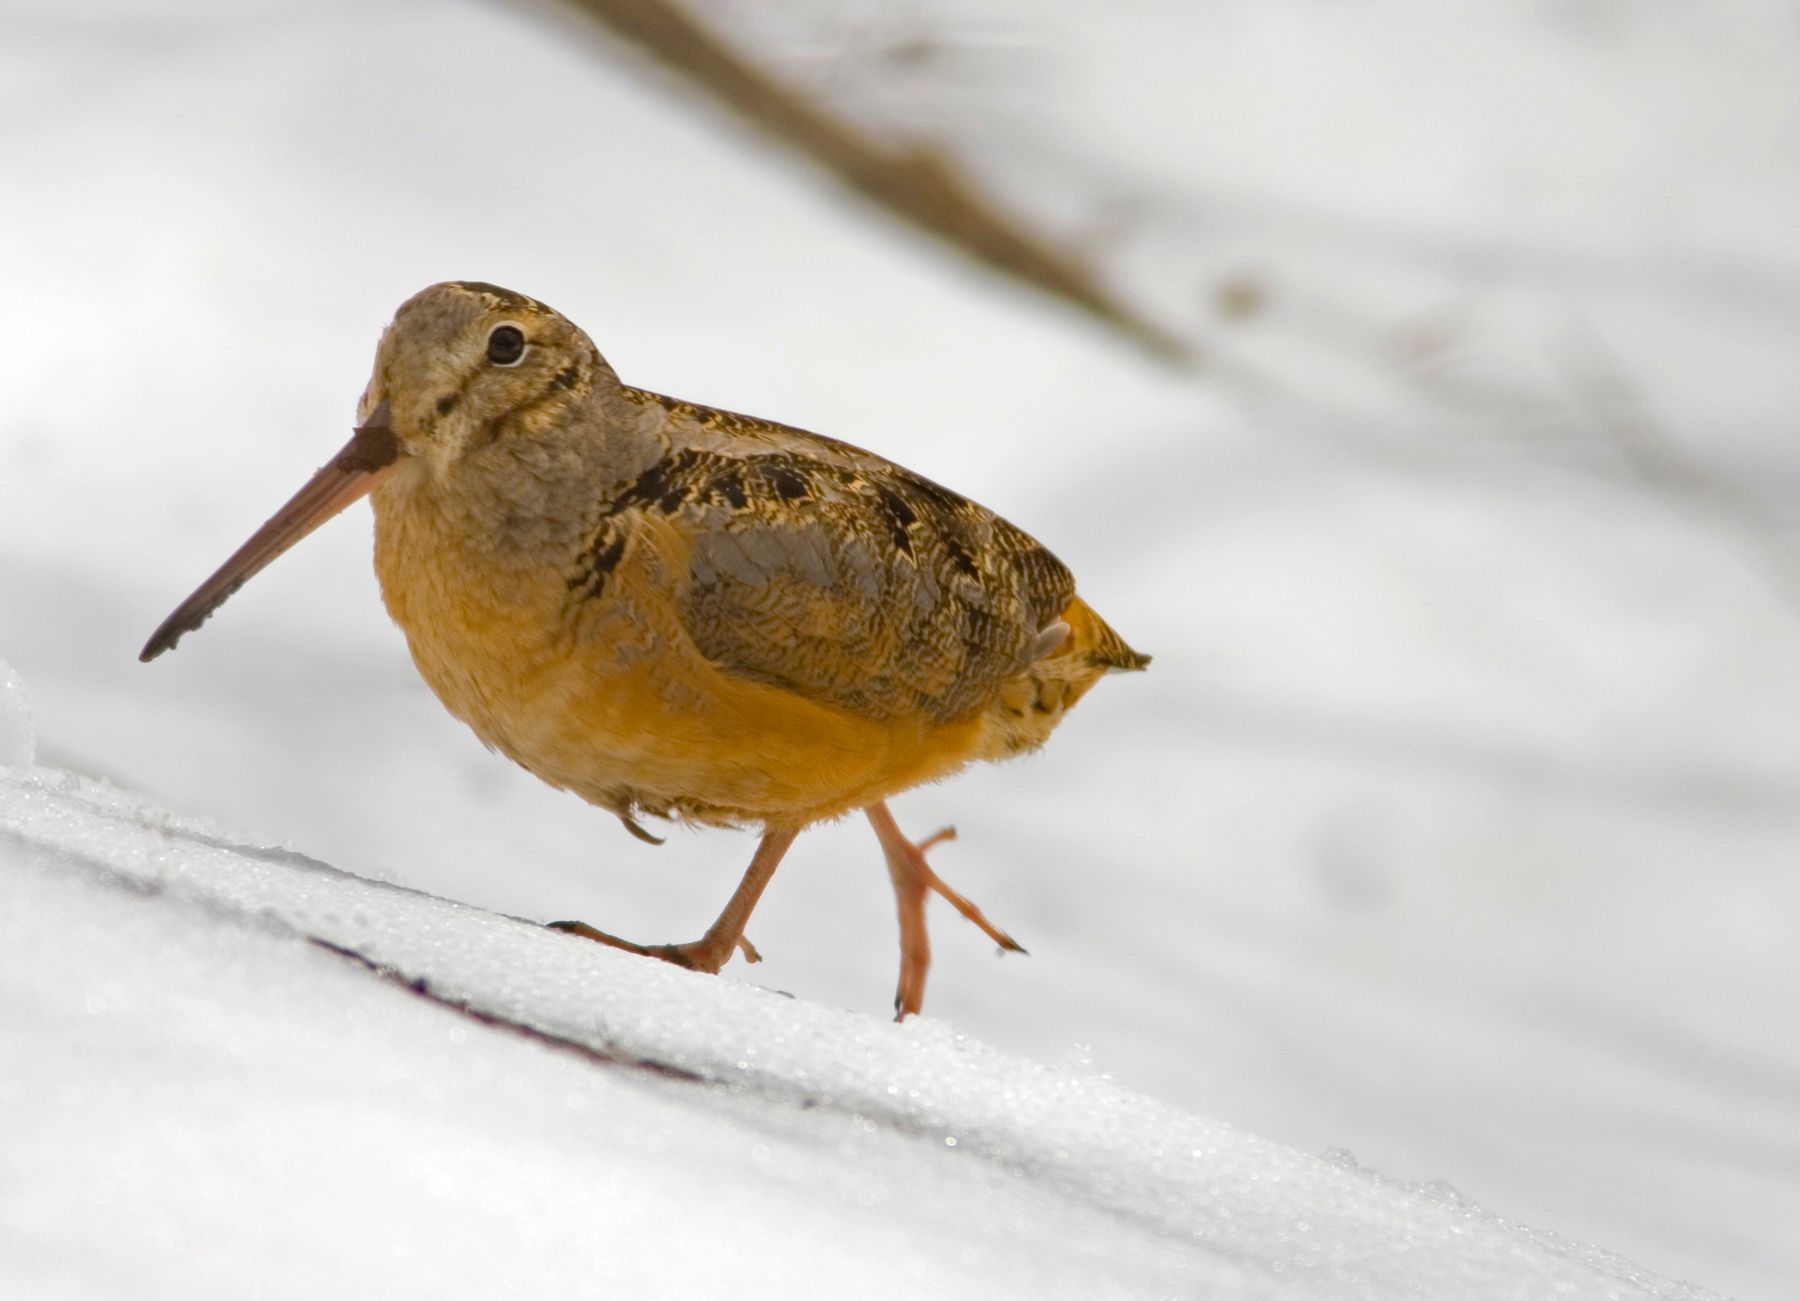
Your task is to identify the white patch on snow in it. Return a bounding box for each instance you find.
[0,655,34,767]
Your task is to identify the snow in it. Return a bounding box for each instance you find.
[0,656,32,768]
[0,754,1716,1300]
[3,1,1797,1296]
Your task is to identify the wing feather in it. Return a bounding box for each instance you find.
[588,394,1075,722]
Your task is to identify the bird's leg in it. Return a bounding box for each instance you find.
[865,801,1026,1021]
[551,826,799,974]
[871,803,932,1021]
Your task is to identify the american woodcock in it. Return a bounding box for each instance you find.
[142,281,1148,1018]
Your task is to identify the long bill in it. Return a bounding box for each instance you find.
[139,403,401,662]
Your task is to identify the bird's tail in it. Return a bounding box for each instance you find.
[1060,596,1151,673]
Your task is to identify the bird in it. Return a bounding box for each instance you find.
[141,281,1149,1018]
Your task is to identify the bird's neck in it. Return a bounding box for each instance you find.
[381,387,663,570]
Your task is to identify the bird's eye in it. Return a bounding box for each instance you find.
[486,324,527,367]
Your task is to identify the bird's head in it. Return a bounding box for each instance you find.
[140,281,609,661]
[361,281,608,479]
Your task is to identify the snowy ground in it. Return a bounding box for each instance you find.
[4,1,1799,1297]
[0,718,1720,1299]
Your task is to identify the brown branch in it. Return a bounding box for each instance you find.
[541,0,1192,364]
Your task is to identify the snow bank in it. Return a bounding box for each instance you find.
[0,761,1716,1301]
[0,655,33,767]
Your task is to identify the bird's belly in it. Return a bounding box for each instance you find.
[379,544,982,828]
[530,651,985,827]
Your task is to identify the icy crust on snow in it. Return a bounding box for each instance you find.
[0,764,1715,1301]
[0,655,33,767]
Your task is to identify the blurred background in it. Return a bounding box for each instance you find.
[3,1,1798,1295]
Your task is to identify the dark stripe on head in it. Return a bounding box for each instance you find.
[450,281,554,315]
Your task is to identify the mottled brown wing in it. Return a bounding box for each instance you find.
[591,404,1076,722]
